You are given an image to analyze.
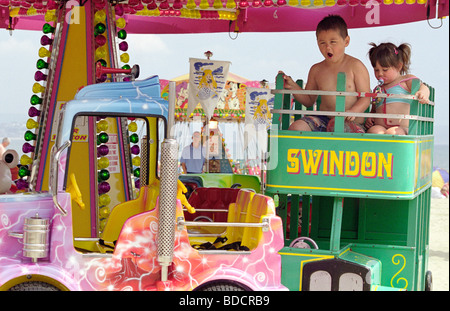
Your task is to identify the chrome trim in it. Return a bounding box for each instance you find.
[177,216,270,232]
[49,140,71,216]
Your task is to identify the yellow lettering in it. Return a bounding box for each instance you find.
[287,149,300,174]
[378,153,393,179]
[420,148,431,179]
[361,152,377,178]
[301,149,323,175]
[329,150,344,176]
[322,150,329,175]
[345,151,360,177]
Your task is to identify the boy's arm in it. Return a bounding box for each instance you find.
[346,60,371,121]
[278,69,317,107]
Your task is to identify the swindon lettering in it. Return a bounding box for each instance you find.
[286,149,393,179]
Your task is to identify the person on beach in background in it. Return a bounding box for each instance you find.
[365,42,430,135]
[279,14,371,133]
[180,131,205,174]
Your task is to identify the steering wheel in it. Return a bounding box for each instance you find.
[289,237,319,249]
[193,216,213,222]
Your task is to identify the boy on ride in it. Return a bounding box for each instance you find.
[279,15,371,133]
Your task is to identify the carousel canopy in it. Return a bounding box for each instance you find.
[1,0,448,34]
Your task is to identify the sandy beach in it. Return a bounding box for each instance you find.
[429,198,449,291]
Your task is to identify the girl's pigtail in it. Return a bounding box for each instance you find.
[397,43,412,74]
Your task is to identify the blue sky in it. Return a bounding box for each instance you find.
[0,18,448,144]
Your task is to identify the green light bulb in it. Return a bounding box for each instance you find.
[133,168,140,178]
[24,130,37,141]
[94,23,106,35]
[98,169,110,181]
[117,29,127,40]
[42,23,55,34]
[129,133,139,144]
[36,59,49,69]
[30,95,43,105]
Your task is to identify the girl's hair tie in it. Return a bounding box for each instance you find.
[394,48,398,55]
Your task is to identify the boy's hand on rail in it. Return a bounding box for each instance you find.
[345,107,358,122]
[278,71,301,90]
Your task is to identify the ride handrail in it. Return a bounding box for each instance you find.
[177,216,270,231]
[271,88,435,106]
[272,72,435,136]
[269,109,433,122]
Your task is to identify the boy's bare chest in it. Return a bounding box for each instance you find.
[316,67,356,92]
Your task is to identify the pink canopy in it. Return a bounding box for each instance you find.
[1,0,448,33]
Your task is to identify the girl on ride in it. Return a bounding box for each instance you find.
[365,42,430,135]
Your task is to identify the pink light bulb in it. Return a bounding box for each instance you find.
[34,71,47,82]
[147,0,157,9]
[252,0,263,6]
[28,107,41,117]
[159,0,170,10]
[173,0,183,9]
[239,0,249,7]
[40,35,53,46]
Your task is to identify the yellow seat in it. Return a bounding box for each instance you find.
[225,189,255,244]
[241,193,275,250]
[188,189,255,248]
[100,180,160,247]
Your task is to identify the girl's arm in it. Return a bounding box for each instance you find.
[415,83,430,104]
[405,75,430,104]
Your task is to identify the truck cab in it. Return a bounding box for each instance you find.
[0,75,286,291]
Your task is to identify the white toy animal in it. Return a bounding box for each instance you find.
[0,150,19,193]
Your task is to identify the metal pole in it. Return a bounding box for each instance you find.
[168,81,176,139]
[157,81,178,282]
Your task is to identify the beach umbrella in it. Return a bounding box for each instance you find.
[432,167,449,189]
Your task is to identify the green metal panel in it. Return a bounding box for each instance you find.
[266,131,433,199]
[279,245,386,291]
[351,244,418,291]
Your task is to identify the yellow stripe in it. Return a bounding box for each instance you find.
[279,252,334,258]
[266,181,431,195]
[271,135,417,144]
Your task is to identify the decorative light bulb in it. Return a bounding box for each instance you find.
[42,23,55,34]
[36,59,49,69]
[98,157,110,169]
[22,142,35,153]
[117,29,127,40]
[97,145,109,157]
[34,71,47,81]
[40,35,53,46]
[30,94,43,105]
[38,47,51,58]
[28,107,41,117]
[26,118,39,129]
[32,83,45,93]
[24,130,37,141]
